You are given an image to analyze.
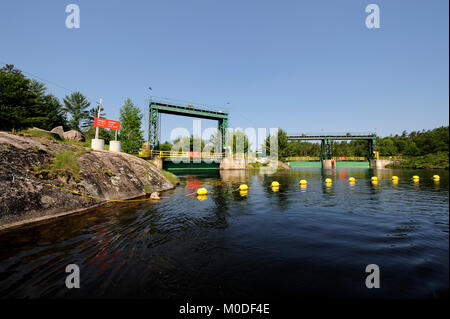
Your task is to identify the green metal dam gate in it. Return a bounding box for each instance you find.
[148,98,229,151]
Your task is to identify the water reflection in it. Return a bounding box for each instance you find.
[0,168,448,298]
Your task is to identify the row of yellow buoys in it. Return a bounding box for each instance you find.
[195,174,441,199]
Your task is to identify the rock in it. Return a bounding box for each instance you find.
[50,126,65,138]
[0,131,174,230]
[30,127,62,140]
[63,130,85,142]
[150,192,160,200]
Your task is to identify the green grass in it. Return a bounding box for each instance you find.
[247,162,269,169]
[144,185,153,194]
[161,169,180,185]
[34,148,88,182]
[20,128,60,140]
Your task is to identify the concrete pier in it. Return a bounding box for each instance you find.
[321,159,336,169]
[370,160,395,169]
[220,158,248,170]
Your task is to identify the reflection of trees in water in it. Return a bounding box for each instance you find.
[209,182,232,229]
[259,173,292,211]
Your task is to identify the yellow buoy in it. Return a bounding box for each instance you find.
[372,180,379,185]
[325,178,332,184]
[197,187,208,195]
[197,194,207,201]
[392,176,399,181]
[371,176,378,181]
[299,180,307,185]
[271,181,280,187]
[412,175,420,181]
[239,190,248,197]
[272,186,279,192]
[433,175,440,181]
[239,184,248,191]
[348,177,355,182]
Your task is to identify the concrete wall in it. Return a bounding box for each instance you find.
[151,157,163,170]
[370,160,395,169]
[220,157,248,170]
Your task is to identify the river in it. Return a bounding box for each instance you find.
[0,168,448,298]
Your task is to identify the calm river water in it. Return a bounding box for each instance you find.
[0,168,448,298]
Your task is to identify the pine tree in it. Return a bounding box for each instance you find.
[62,92,90,131]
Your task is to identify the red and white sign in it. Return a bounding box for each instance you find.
[338,156,346,161]
[94,117,120,130]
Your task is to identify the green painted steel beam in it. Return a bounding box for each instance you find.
[287,135,376,141]
[150,103,228,120]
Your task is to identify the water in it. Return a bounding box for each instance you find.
[0,168,448,299]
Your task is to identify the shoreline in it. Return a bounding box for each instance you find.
[0,131,175,232]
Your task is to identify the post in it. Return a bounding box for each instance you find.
[91,98,104,151]
[95,98,102,140]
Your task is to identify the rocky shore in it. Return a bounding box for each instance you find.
[0,131,174,231]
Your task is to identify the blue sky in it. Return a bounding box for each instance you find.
[1,0,448,143]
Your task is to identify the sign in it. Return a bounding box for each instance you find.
[94,117,120,130]
[338,156,346,161]
[188,152,201,158]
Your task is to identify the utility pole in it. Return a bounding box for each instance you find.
[95,98,103,140]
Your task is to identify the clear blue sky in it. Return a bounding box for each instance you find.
[1,0,448,142]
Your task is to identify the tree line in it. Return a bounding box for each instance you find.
[263,127,448,169]
[0,64,144,153]
[265,127,448,159]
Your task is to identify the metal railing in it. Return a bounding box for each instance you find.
[139,150,225,160]
[284,156,403,162]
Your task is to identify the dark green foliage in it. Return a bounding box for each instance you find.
[62,92,90,131]
[265,128,289,159]
[159,141,173,151]
[386,152,448,169]
[85,102,106,129]
[0,64,66,131]
[83,124,113,143]
[119,98,144,153]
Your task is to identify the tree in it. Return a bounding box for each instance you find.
[159,141,173,152]
[265,128,288,159]
[0,64,66,131]
[63,91,90,131]
[208,129,250,154]
[83,124,113,143]
[119,98,144,153]
[84,101,106,130]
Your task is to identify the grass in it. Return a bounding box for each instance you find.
[20,128,60,140]
[144,185,153,194]
[34,148,88,182]
[247,162,269,169]
[161,169,180,186]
